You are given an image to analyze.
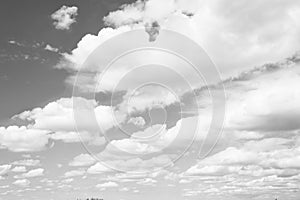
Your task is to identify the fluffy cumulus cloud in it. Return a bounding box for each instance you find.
[58,0,300,75]
[2,1,300,198]
[15,97,125,135]
[184,135,300,178]
[0,126,51,152]
[176,58,300,195]
[51,1,300,148]
[51,5,78,30]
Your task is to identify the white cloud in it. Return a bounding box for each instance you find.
[11,166,27,173]
[69,154,97,167]
[87,162,113,174]
[44,44,59,53]
[56,26,131,71]
[20,168,44,178]
[64,169,85,177]
[136,178,157,186]
[13,179,30,187]
[184,136,300,178]
[0,165,11,176]
[225,63,300,132]
[128,116,146,127]
[93,154,174,173]
[12,159,41,167]
[61,178,74,183]
[51,5,78,30]
[0,126,51,152]
[59,0,300,76]
[50,131,105,146]
[15,97,125,134]
[96,181,118,188]
[118,85,179,113]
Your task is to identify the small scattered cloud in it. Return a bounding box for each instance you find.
[69,154,97,167]
[64,169,85,177]
[11,166,27,173]
[13,179,30,187]
[44,44,59,53]
[87,162,113,174]
[18,168,44,178]
[51,5,78,30]
[12,159,41,167]
[96,181,119,188]
[0,165,11,176]
[128,116,146,127]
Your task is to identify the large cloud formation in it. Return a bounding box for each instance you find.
[59,0,300,75]
[1,1,300,199]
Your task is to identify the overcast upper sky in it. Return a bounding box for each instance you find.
[1,0,300,200]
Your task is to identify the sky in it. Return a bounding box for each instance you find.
[1,0,300,200]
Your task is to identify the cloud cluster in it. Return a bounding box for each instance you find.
[15,97,124,134]
[12,159,41,167]
[51,5,78,30]
[15,168,44,178]
[59,0,300,75]
[0,126,51,152]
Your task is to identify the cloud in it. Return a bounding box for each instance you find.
[13,179,30,187]
[224,63,300,132]
[96,181,118,188]
[15,97,125,134]
[128,116,146,127]
[0,164,11,176]
[64,169,85,177]
[44,44,59,53]
[11,166,27,173]
[103,0,176,27]
[12,159,41,167]
[56,26,131,71]
[118,85,179,114]
[87,162,113,174]
[69,154,97,167]
[61,178,74,184]
[136,178,157,186]
[16,168,44,178]
[0,126,51,152]
[184,136,300,178]
[94,154,174,173]
[100,0,300,74]
[51,5,78,30]
[50,131,105,146]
